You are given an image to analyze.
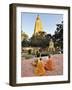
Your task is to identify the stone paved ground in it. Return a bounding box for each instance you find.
[21,54,63,77]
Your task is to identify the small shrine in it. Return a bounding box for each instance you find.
[48,39,55,52]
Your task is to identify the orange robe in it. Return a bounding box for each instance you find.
[45,59,53,71]
[34,60,46,76]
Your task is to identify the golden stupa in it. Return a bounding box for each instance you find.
[34,15,43,34]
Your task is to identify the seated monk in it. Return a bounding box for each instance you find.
[45,55,54,71]
[34,58,46,76]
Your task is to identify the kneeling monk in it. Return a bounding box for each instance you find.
[34,58,46,76]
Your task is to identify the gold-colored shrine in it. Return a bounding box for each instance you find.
[34,15,43,34]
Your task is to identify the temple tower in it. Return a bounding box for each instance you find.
[34,15,43,35]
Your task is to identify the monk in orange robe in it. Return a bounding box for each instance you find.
[45,55,54,71]
[34,58,46,76]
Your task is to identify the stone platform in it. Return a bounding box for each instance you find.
[21,54,63,77]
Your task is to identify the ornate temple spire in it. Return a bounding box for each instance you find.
[34,15,43,35]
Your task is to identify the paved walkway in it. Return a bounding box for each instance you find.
[21,54,63,77]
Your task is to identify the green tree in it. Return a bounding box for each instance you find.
[30,31,47,47]
[21,31,29,47]
[29,31,52,48]
[53,21,63,52]
[21,31,29,41]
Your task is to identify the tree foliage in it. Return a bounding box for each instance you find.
[21,31,29,41]
[30,31,51,47]
[21,31,29,47]
[53,21,63,51]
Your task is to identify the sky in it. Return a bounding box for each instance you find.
[21,12,63,38]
